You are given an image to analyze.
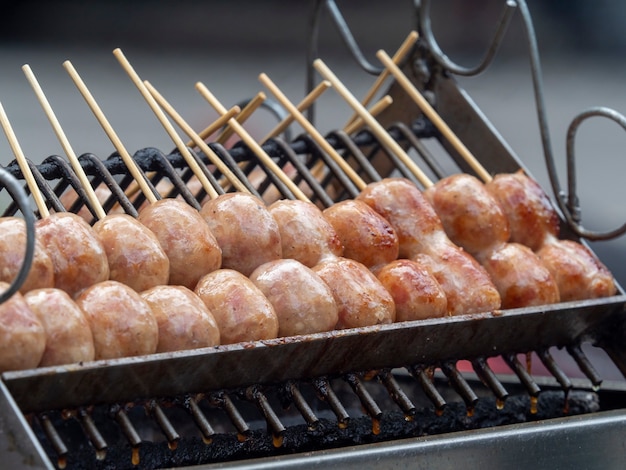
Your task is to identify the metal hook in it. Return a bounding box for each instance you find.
[415,0,517,76]
[564,107,626,240]
[0,165,35,303]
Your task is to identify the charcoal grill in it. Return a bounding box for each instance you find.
[1,1,626,469]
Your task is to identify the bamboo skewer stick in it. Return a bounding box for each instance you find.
[185,105,241,148]
[216,92,266,145]
[112,48,219,201]
[63,60,159,205]
[0,102,49,218]
[375,49,493,183]
[144,80,250,194]
[260,80,331,145]
[195,81,310,202]
[22,64,107,220]
[258,73,368,191]
[313,59,434,189]
[344,30,419,128]
[343,95,393,135]
[306,95,395,185]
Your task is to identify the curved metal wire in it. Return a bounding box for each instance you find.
[306,0,385,124]
[0,166,35,303]
[415,0,517,76]
[565,107,626,240]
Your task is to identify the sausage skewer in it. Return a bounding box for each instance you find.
[145,77,339,337]
[234,76,397,328]
[187,75,393,331]
[20,65,163,360]
[63,60,225,355]
[64,59,222,291]
[258,73,447,321]
[375,50,616,302]
[324,54,558,308]
[0,103,94,368]
[302,63,500,315]
[423,173,560,308]
[485,171,616,301]
[0,97,108,297]
[23,64,170,293]
[122,66,282,279]
[106,51,284,344]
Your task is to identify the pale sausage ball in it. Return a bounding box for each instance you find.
[0,282,46,372]
[76,280,158,360]
[25,288,95,366]
[250,259,338,337]
[195,269,279,344]
[141,285,220,353]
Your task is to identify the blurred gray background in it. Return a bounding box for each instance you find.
[0,0,625,293]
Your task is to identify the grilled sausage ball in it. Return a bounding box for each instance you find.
[250,259,338,336]
[200,192,282,277]
[313,257,396,329]
[138,198,222,290]
[0,283,46,372]
[35,212,110,297]
[75,280,158,360]
[423,173,510,254]
[484,170,560,252]
[537,239,616,301]
[0,217,54,293]
[195,269,279,344]
[373,259,447,322]
[24,288,95,366]
[141,285,220,353]
[323,199,399,270]
[268,199,343,267]
[93,214,170,292]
